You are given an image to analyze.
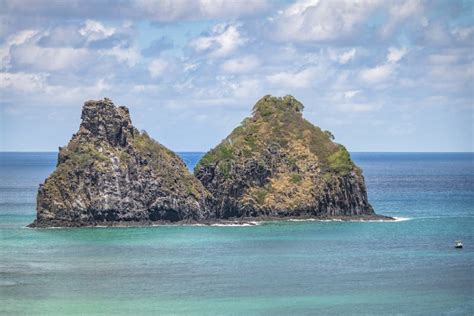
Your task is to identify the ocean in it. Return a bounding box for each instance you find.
[1,152,473,315]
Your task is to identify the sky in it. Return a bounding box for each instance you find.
[0,0,473,152]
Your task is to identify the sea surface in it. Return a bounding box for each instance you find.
[1,152,473,315]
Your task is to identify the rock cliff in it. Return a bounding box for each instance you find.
[30,98,210,227]
[195,95,384,220]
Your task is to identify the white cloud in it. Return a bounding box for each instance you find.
[359,64,394,83]
[133,0,268,21]
[190,24,247,58]
[228,78,262,99]
[380,0,424,37]
[329,48,356,64]
[12,45,89,71]
[79,19,116,42]
[343,90,361,99]
[387,47,408,63]
[271,0,426,43]
[267,67,317,88]
[44,79,111,104]
[358,46,406,84]
[148,58,168,78]
[220,55,260,74]
[0,30,38,70]
[272,0,379,42]
[102,46,140,67]
[131,84,161,93]
[0,72,47,92]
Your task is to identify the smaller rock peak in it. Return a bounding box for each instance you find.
[78,98,136,146]
[252,95,304,117]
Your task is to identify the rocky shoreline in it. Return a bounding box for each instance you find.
[29,214,395,228]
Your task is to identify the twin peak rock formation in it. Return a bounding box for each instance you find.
[31,96,389,227]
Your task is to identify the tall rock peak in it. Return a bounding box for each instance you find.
[31,99,210,227]
[252,95,304,116]
[77,98,137,147]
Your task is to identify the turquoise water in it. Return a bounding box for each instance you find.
[1,152,473,315]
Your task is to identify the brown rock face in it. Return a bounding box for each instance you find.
[31,98,211,227]
[194,95,378,219]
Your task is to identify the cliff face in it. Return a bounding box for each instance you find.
[194,95,376,219]
[31,95,384,227]
[31,98,210,227]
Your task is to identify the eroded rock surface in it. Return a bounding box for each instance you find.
[195,95,380,220]
[31,98,210,227]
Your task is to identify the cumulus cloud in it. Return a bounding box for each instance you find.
[11,45,89,71]
[148,58,169,78]
[343,90,361,99]
[220,55,260,74]
[387,47,408,63]
[190,24,247,58]
[0,72,47,92]
[359,47,408,83]
[133,0,269,21]
[102,46,140,67]
[1,20,140,73]
[271,0,379,42]
[267,67,317,89]
[329,48,356,64]
[380,0,423,37]
[1,0,269,23]
[359,64,394,83]
[0,30,38,69]
[224,78,263,99]
[270,0,426,43]
[79,19,116,42]
[43,79,112,104]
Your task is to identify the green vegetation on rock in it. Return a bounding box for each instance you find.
[33,99,211,227]
[194,95,375,218]
[328,145,353,175]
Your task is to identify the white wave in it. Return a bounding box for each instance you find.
[391,217,412,222]
[344,217,412,222]
[286,217,413,223]
[288,218,316,222]
[210,222,261,227]
[150,223,206,227]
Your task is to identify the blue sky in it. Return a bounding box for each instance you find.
[0,0,472,152]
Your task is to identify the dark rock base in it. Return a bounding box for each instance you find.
[28,214,395,228]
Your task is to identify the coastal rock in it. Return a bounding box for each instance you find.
[30,98,211,227]
[195,95,381,220]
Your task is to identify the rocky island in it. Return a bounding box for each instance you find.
[30,98,211,227]
[30,96,390,227]
[195,95,389,221]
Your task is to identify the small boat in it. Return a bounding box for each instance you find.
[455,240,463,249]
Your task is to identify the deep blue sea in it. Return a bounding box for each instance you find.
[1,152,473,315]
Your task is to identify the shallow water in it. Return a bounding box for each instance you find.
[1,152,473,315]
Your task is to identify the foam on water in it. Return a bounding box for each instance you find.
[391,216,412,222]
[210,222,261,227]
